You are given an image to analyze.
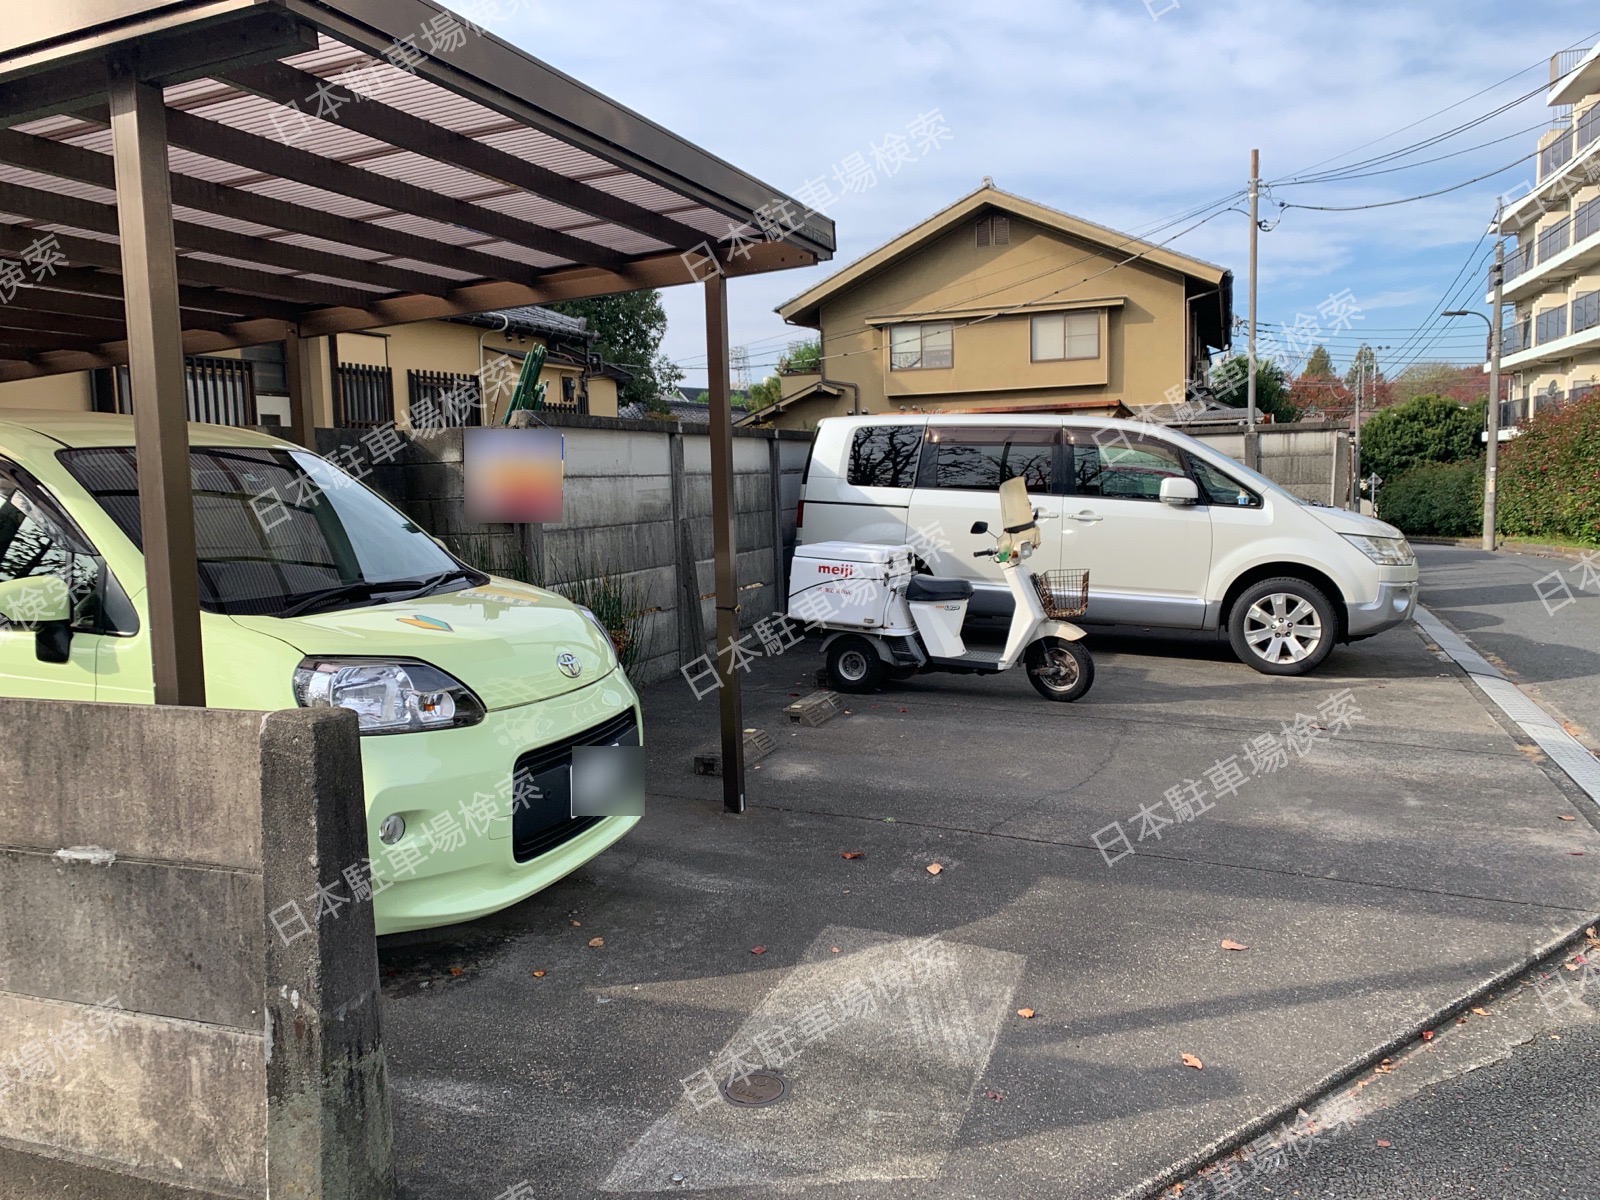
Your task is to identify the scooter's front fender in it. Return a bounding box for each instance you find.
[1038,619,1088,643]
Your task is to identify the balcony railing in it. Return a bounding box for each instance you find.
[1580,104,1600,153]
[1553,48,1589,84]
[1577,196,1600,244]
[1504,242,1532,281]
[1502,319,1531,355]
[1498,398,1524,428]
[1536,307,1568,344]
[1573,289,1600,335]
[1541,129,1575,179]
[1537,215,1572,263]
[1532,389,1567,416]
[1572,382,1600,405]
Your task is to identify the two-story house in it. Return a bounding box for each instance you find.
[1491,46,1600,426]
[741,183,1233,429]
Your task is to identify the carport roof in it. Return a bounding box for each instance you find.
[0,0,835,381]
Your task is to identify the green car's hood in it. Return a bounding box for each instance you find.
[229,578,615,710]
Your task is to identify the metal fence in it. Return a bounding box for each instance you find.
[335,363,394,429]
[113,355,257,426]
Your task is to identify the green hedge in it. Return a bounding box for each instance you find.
[1376,460,1484,537]
[1497,391,1600,546]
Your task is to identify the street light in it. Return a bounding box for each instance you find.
[1444,292,1503,552]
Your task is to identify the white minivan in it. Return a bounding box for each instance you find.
[797,415,1418,675]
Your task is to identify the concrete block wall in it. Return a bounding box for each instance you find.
[321,416,815,687]
[0,701,392,1198]
[1177,421,1354,507]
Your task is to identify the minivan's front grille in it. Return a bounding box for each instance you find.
[511,709,639,863]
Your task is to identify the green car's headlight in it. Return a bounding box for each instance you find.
[1341,533,1415,566]
[292,658,486,734]
[576,605,618,664]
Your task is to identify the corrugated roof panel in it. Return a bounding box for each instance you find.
[366,211,499,246]
[465,240,572,270]
[0,163,117,206]
[351,149,513,199]
[467,189,614,235]
[238,176,389,220]
[475,127,615,180]
[377,256,482,282]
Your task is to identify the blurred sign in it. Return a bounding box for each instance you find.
[465,427,564,523]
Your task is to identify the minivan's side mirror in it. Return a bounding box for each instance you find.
[970,520,989,535]
[0,576,72,664]
[1159,477,1200,507]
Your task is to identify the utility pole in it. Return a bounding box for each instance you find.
[1483,239,1504,551]
[1350,345,1391,510]
[1246,148,1260,435]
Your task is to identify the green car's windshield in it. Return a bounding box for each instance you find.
[59,445,471,617]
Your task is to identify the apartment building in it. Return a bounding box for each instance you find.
[1493,45,1600,426]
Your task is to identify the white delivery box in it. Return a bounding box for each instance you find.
[788,541,914,630]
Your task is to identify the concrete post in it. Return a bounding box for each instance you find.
[261,708,394,1200]
[768,434,786,612]
[669,429,706,664]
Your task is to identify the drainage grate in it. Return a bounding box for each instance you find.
[721,1070,787,1107]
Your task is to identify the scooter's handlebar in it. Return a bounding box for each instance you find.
[972,549,992,558]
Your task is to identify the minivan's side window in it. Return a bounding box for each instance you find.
[0,478,100,624]
[919,426,1057,492]
[1188,455,1263,508]
[847,425,924,488]
[1069,433,1188,501]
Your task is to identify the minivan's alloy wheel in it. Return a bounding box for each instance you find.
[826,634,886,693]
[1228,577,1337,676]
[1025,637,1094,702]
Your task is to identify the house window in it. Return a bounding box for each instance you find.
[1031,311,1100,362]
[889,322,954,370]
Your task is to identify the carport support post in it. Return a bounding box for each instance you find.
[285,328,317,450]
[705,273,746,814]
[108,64,205,707]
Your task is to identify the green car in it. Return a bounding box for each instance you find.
[0,412,641,935]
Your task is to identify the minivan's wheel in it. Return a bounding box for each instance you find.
[1228,577,1338,675]
[826,635,886,694]
[1025,637,1094,702]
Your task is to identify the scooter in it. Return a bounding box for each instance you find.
[791,478,1095,702]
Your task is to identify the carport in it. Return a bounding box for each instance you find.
[0,0,833,810]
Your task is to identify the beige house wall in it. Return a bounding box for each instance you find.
[770,215,1192,429]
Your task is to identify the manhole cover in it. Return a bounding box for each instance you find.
[721,1070,787,1107]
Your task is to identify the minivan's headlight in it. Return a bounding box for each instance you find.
[1342,534,1415,566]
[292,658,486,734]
[576,605,618,663]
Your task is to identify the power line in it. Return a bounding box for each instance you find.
[1270,121,1547,187]
[1278,156,1528,212]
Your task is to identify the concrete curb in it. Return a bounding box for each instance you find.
[1409,536,1595,564]
[1116,918,1600,1200]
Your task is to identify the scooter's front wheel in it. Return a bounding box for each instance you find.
[1025,637,1094,702]
[826,634,887,694]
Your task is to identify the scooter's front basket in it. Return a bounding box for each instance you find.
[1034,569,1089,619]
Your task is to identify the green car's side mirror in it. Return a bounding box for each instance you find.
[0,575,73,664]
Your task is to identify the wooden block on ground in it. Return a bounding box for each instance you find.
[693,728,778,776]
[785,691,841,727]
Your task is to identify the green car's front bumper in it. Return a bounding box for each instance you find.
[360,672,641,936]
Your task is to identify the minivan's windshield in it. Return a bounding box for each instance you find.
[59,446,476,617]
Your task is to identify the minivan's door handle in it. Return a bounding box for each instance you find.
[1069,510,1104,523]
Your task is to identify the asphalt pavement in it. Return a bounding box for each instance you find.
[1167,543,1600,1200]
[375,610,1600,1200]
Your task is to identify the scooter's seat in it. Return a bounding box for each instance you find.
[906,576,974,602]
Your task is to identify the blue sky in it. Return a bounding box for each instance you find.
[470,0,1598,388]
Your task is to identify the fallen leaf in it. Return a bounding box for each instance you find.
[1471,1007,1489,1016]
[926,863,943,875]
[984,1089,1004,1102]
[1421,1030,1434,1041]
[1377,1139,1391,1148]
[830,946,841,954]
[1572,852,1587,857]
[448,967,463,977]
[751,945,767,955]
[587,937,605,948]
[1559,814,1577,821]
[1016,1008,1035,1019]
[570,920,582,927]
[531,970,546,978]
[840,851,864,860]
[1181,1053,1203,1069]
[1220,939,1249,952]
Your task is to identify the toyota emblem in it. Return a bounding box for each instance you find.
[556,652,582,679]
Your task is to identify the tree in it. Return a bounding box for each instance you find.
[1344,343,1383,393]
[1358,393,1485,484]
[1390,362,1484,407]
[779,338,821,373]
[746,375,782,411]
[1302,345,1336,380]
[546,291,682,412]
[1208,354,1297,422]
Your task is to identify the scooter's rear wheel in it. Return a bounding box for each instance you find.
[1025,637,1094,702]
[826,635,887,694]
